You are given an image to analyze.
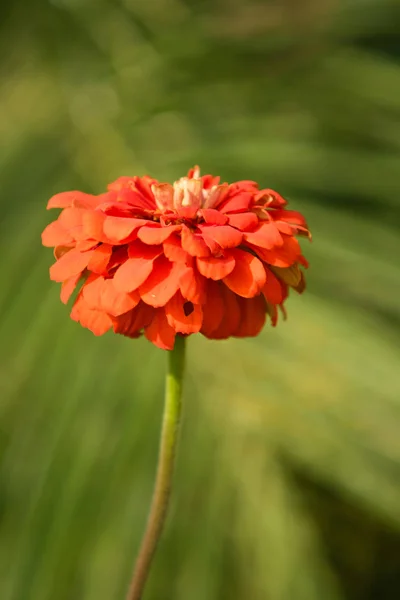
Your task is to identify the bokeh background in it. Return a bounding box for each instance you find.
[1,0,400,599]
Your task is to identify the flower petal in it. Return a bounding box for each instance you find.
[42,220,74,247]
[244,222,283,249]
[47,191,91,210]
[58,208,88,241]
[223,249,266,298]
[253,236,301,267]
[200,225,243,249]
[261,268,286,305]
[113,302,154,337]
[198,209,228,225]
[218,191,254,214]
[144,309,176,350]
[204,285,240,339]
[179,265,206,303]
[200,281,224,337]
[50,249,92,282]
[138,224,181,245]
[83,276,139,316]
[163,235,189,263]
[234,295,266,337]
[271,264,302,287]
[71,292,113,335]
[113,241,162,293]
[227,212,258,231]
[139,256,182,307]
[165,292,203,334]
[82,210,108,242]
[196,254,235,280]
[87,244,113,274]
[60,273,81,304]
[103,216,148,243]
[181,226,210,257]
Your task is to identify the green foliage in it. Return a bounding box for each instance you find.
[0,1,399,599]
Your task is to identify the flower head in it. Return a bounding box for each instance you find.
[42,167,310,350]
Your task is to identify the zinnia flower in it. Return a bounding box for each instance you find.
[41,166,310,350]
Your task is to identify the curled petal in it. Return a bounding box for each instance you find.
[200,225,243,249]
[196,254,235,280]
[218,192,254,214]
[152,183,174,211]
[244,222,283,249]
[47,191,92,210]
[227,212,258,231]
[138,224,181,245]
[83,275,139,316]
[198,208,228,225]
[223,249,266,298]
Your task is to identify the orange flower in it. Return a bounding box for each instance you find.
[42,167,310,350]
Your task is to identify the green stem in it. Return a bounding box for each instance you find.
[126,335,186,600]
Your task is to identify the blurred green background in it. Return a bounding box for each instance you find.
[1,0,400,599]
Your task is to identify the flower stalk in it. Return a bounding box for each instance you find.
[126,335,186,600]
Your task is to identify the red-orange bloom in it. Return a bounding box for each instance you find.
[42,167,310,350]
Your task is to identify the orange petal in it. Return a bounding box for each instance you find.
[179,265,206,303]
[200,280,224,336]
[253,236,301,267]
[234,295,266,337]
[163,235,189,263]
[83,276,139,316]
[200,225,243,249]
[58,207,88,241]
[87,244,113,274]
[113,241,162,293]
[181,226,210,257]
[227,212,258,231]
[50,249,92,282]
[71,292,113,336]
[113,302,154,337]
[196,254,235,280]
[60,273,81,304]
[139,256,182,307]
[144,309,176,350]
[103,216,148,243]
[138,224,181,245]
[165,292,203,334]
[198,209,228,225]
[47,191,90,210]
[42,220,74,247]
[218,192,253,214]
[100,279,140,316]
[82,210,108,242]
[204,285,240,339]
[261,268,286,305]
[223,249,266,298]
[113,257,154,293]
[244,222,283,249]
[269,209,307,227]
